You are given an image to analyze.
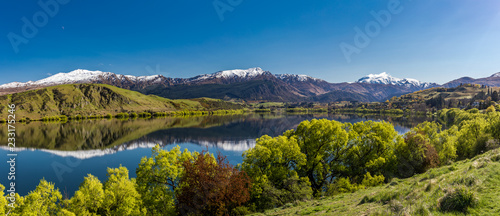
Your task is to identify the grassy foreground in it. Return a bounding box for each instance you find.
[252,148,500,216]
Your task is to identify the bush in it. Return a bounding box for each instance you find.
[130,112,138,118]
[327,177,362,196]
[231,206,251,216]
[468,108,479,114]
[439,187,477,213]
[59,115,68,122]
[361,172,385,187]
[138,112,152,118]
[115,113,129,119]
[104,114,113,119]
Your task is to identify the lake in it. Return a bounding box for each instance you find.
[0,113,432,196]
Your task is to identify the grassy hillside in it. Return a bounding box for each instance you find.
[0,84,243,119]
[252,148,500,215]
[394,84,499,103]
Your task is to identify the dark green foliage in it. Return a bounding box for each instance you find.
[439,187,477,213]
[115,112,129,119]
[138,112,152,118]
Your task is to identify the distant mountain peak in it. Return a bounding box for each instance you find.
[191,67,268,82]
[216,67,265,78]
[275,74,319,82]
[0,69,162,89]
[356,72,436,88]
[356,72,400,85]
[491,72,500,78]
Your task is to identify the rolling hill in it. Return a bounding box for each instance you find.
[0,84,243,119]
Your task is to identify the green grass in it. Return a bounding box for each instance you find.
[251,148,500,215]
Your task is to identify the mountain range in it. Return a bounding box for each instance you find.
[1,68,499,102]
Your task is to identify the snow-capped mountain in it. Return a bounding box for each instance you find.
[356,72,437,88]
[190,67,268,82]
[0,69,164,89]
[275,74,319,82]
[491,72,500,78]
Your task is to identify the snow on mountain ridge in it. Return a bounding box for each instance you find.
[0,69,163,89]
[191,67,267,81]
[216,67,265,78]
[275,74,319,82]
[356,72,433,88]
[491,72,500,78]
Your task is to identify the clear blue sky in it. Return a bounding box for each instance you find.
[1,0,499,84]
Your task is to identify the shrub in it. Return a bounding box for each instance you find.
[439,187,477,213]
[59,115,68,122]
[130,112,138,118]
[74,114,84,120]
[232,206,251,216]
[138,112,152,118]
[104,114,113,119]
[486,105,496,113]
[361,172,385,187]
[326,177,362,196]
[114,113,129,119]
[468,108,479,114]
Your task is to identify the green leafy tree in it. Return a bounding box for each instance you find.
[291,119,350,195]
[135,145,193,215]
[16,179,62,216]
[241,135,312,209]
[456,118,490,159]
[102,166,145,216]
[435,126,459,164]
[395,132,439,177]
[0,184,7,215]
[68,174,104,215]
[487,112,500,142]
[344,121,398,182]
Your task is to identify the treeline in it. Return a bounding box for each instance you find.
[1,109,499,215]
[331,108,406,115]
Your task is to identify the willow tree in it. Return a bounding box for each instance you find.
[290,119,350,195]
[102,166,145,216]
[68,174,104,215]
[136,145,194,215]
[241,135,311,209]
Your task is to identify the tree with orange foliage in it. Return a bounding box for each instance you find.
[176,151,251,216]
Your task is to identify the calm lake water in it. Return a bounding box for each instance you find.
[0,113,431,196]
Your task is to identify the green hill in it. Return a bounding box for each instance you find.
[0,84,243,119]
[252,148,500,215]
[391,84,500,110]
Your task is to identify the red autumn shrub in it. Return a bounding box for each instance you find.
[176,151,251,216]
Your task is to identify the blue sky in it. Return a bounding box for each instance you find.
[1,0,500,84]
